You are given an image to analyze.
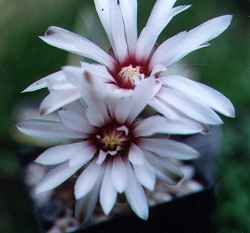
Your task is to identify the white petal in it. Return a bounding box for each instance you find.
[58,108,93,134]
[161,75,235,117]
[136,0,190,61]
[114,95,133,123]
[96,150,107,165]
[40,89,81,115]
[17,120,83,144]
[100,164,117,215]
[128,144,145,165]
[36,162,82,194]
[75,175,102,222]
[135,115,203,136]
[22,71,64,93]
[151,15,232,67]
[144,151,184,185]
[35,142,89,166]
[125,164,149,220]
[111,157,128,193]
[69,143,96,167]
[141,138,199,160]
[158,87,223,125]
[133,164,156,191]
[40,26,116,69]
[127,77,161,122]
[94,0,113,46]
[119,0,138,55]
[74,161,103,199]
[110,0,129,63]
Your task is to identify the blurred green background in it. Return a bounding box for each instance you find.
[0,0,250,233]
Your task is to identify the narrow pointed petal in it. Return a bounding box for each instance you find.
[136,0,191,61]
[158,87,223,125]
[161,75,235,117]
[144,151,184,185]
[151,15,232,67]
[17,120,83,144]
[141,138,200,160]
[133,164,156,191]
[100,164,117,215]
[74,162,103,199]
[59,108,93,134]
[111,157,128,193]
[119,0,138,55]
[36,142,89,166]
[135,115,203,136]
[40,26,116,69]
[125,164,149,220]
[36,162,82,194]
[110,0,129,63]
[127,77,161,122]
[128,144,145,165]
[96,150,107,165]
[40,89,81,115]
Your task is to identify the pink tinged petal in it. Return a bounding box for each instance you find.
[58,108,93,134]
[127,77,162,123]
[158,87,223,125]
[40,26,116,69]
[144,151,184,185]
[35,142,89,166]
[40,89,81,115]
[96,150,107,165]
[75,174,102,223]
[133,164,156,191]
[151,15,232,67]
[111,157,128,193]
[119,0,138,55]
[136,0,191,61]
[36,162,82,194]
[141,138,200,160]
[128,144,145,165]
[22,71,64,93]
[135,115,203,136]
[125,164,149,220]
[74,161,103,199]
[17,120,83,143]
[161,75,235,118]
[69,144,96,167]
[100,164,117,215]
[110,0,129,63]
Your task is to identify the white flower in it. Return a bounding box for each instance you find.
[23,0,235,125]
[18,78,201,220]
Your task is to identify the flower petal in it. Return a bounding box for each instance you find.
[74,161,103,199]
[136,0,190,61]
[125,164,149,220]
[141,138,200,160]
[96,150,107,165]
[36,162,82,194]
[110,0,129,63]
[161,75,235,118]
[35,142,90,166]
[127,77,161,123]
[135,115,203,136]
[17,119,83,144]
[133,164,156,191]
[158,87,223,125]
[40,89,81,115]
[40,26,116,69]
[151,15,232,67]
[128,144,145,165]
[111,157,128,193]
[119,0,138,55]
[100,164,117,215]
